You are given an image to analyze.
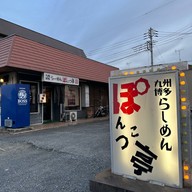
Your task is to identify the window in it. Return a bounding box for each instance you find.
[65,85,80,110]
[21,81,39,113]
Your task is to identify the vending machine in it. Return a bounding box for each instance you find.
[1,84,30,128]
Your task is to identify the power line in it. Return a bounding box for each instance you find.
[154,45,166,64]
[157,25,192,47]
[84,0,178,50]
[87,24,192,56]
[88,23,192,66]
[158,24,192,41]
[86,34,144,55]
[106,50,146,64]
[89,24,192,62]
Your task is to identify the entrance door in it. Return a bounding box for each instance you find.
[43,86,52,122]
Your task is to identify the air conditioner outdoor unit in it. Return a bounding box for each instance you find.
[69,111,77,121]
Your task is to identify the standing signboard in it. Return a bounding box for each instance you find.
[109,71,183,188]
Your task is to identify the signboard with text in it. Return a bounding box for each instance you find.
[42,73,79,85]
[109,71,182,188]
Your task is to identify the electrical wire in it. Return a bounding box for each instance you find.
[86,34,144,56]
[86,0,178,56]
[87,22,192,66]
[106,50,146,64]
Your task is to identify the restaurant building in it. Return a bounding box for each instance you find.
[0,18,118,125]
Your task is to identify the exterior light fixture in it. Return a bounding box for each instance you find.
[180,81,186,85]
[123,72,128,76]
[181,105,187,110]
[181,97,187,102]
[180,72,185,77]
[0,78,4,83]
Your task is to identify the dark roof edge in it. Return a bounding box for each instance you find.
[0,18,86,58]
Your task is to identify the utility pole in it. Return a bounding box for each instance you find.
[175,49,183,62]
[144,28,158,67]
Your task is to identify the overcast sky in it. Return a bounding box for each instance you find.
[0,0,192,69]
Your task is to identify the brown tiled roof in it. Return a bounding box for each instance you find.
[0,35,13,67]
[0,18,86,58]
[0,35,118,83]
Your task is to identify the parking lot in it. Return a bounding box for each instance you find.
[0,120,110,192]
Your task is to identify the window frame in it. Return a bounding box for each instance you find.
[64,85,81,111]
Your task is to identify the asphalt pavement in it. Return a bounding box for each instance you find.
[0,119,111,192]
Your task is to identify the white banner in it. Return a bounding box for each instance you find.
[42,73,79,85]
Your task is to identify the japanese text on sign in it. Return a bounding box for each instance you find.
[110,72,182,187]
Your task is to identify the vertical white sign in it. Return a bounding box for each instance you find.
[109,71,182,188]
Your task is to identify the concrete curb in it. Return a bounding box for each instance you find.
[90,169,191,192]
[0,116,109,134]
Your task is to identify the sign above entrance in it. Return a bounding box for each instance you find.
[42,73,79,85]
